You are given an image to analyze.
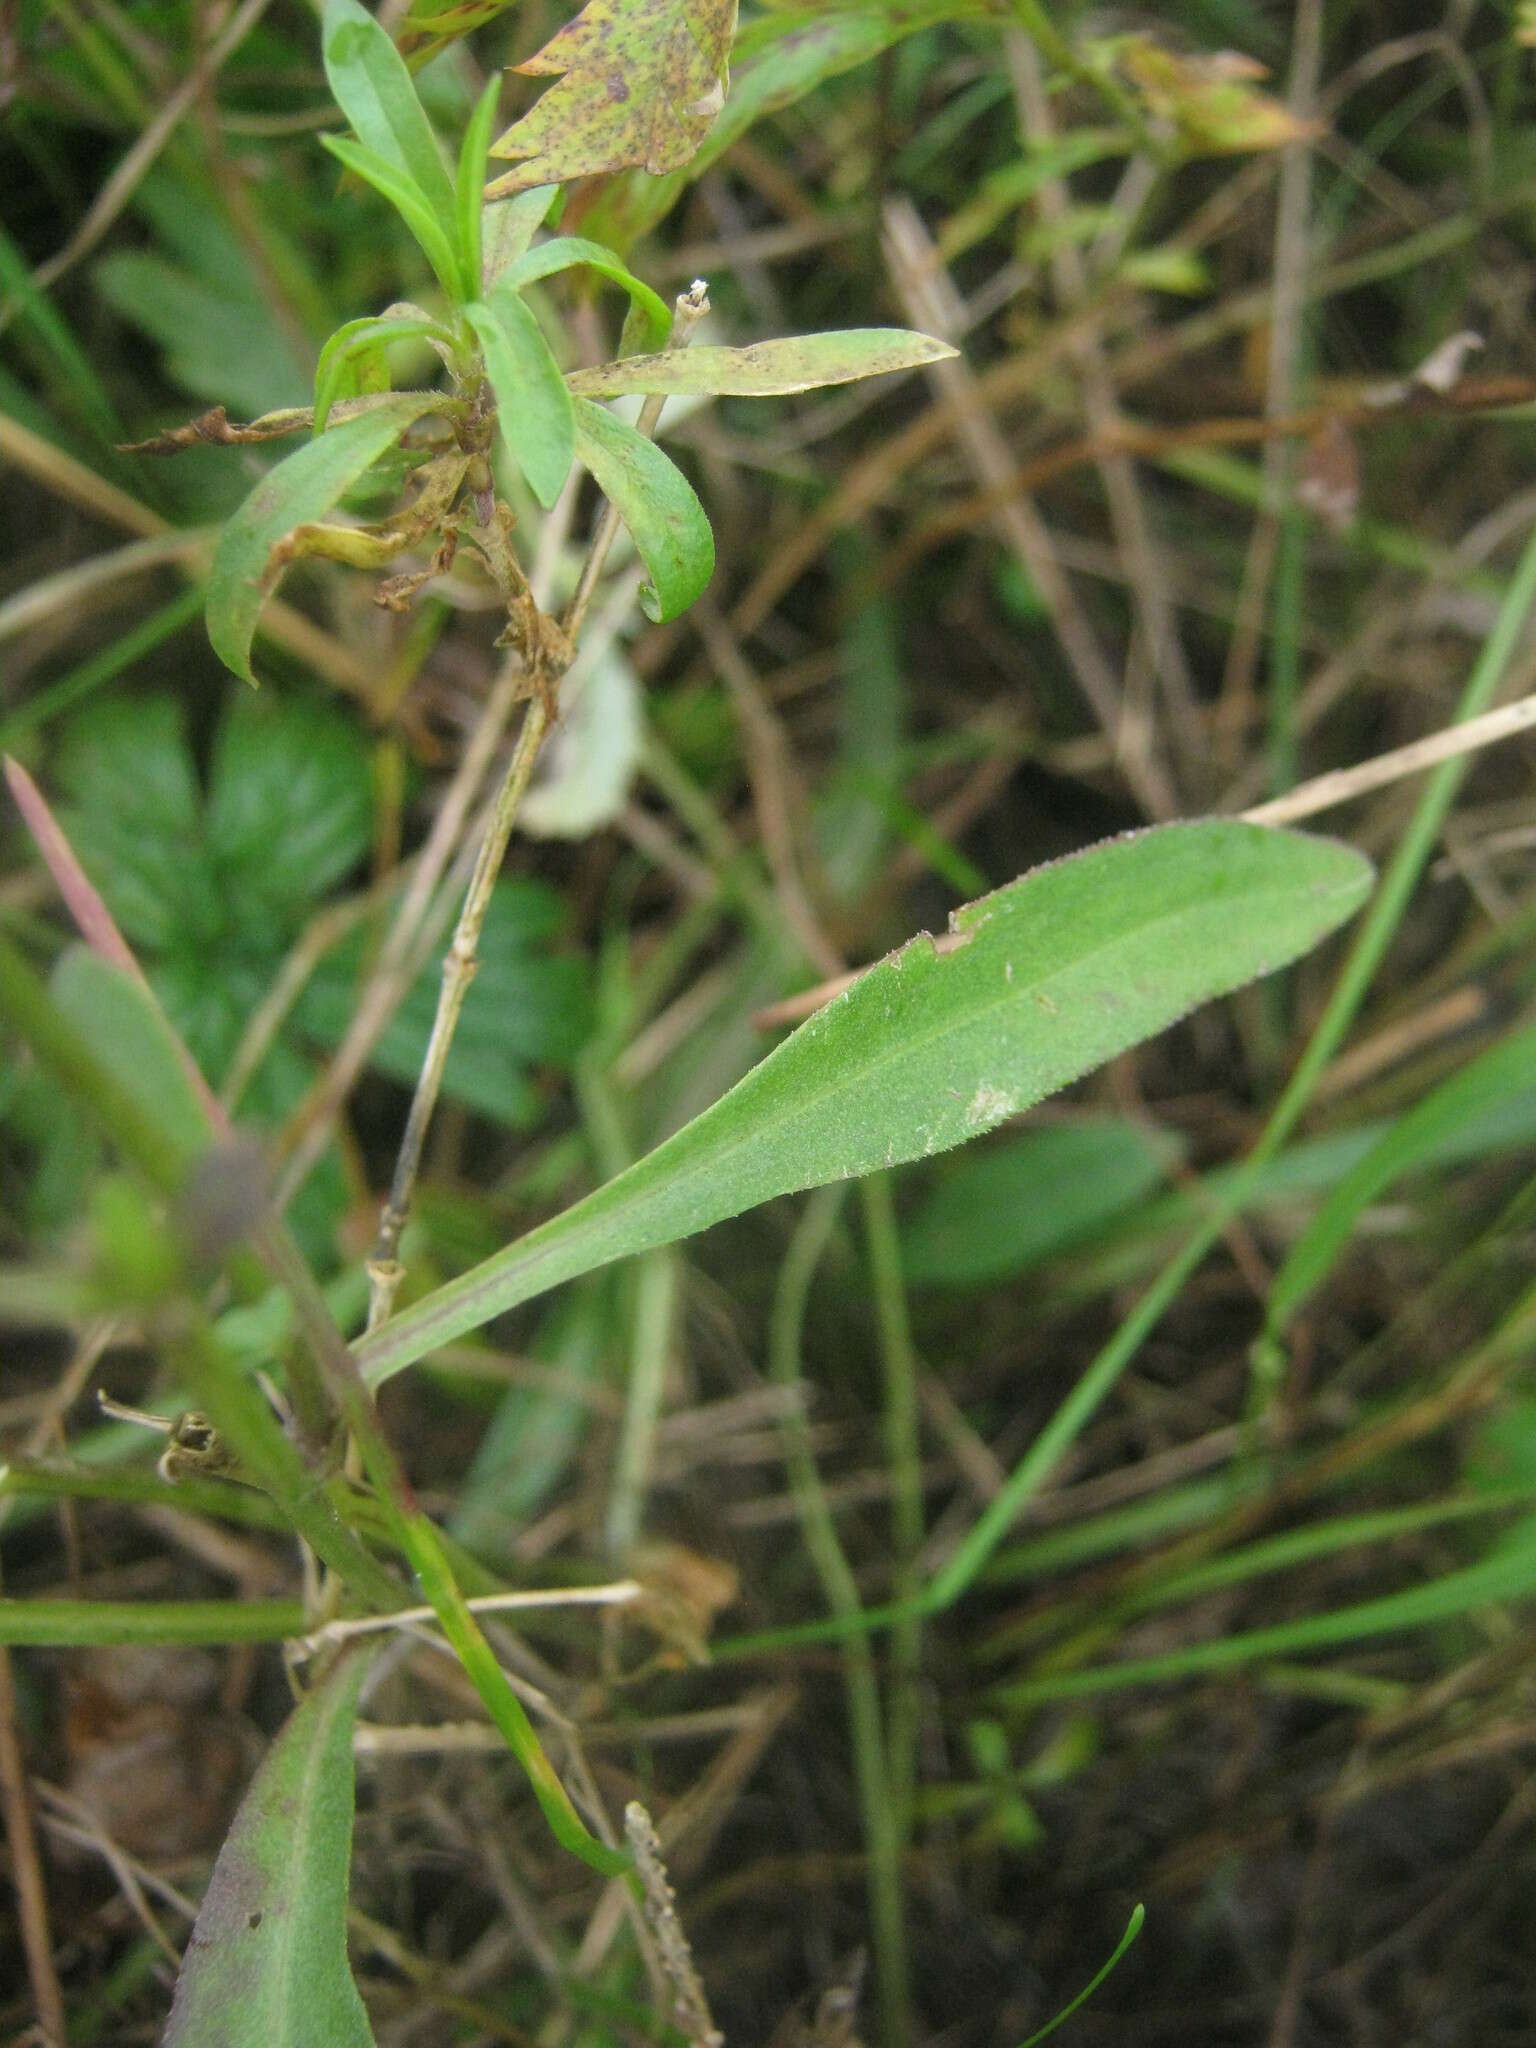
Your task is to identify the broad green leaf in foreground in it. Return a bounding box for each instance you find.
[207,392,447,683]
[565,329,957,398]
[356,822,1373,1387]
[570,397,714,620]
[163,1648,380,2047]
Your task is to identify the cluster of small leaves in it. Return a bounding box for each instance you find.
[183,0,955,691]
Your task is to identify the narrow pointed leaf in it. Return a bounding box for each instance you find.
[503,236,672,352]
[315,312,456,431]
[320,133,464,300]
[565,328,957,398]
[164,1648,380,2047]
[322,0,459,279]
[464,289,573,508]
[483,185,559,286]
[356,823,1373,1387]
[570,397,713,620]
[208,392,447,683]
[457,75,502,298]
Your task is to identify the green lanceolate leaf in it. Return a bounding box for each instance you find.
[503,236,672,353]
[314,311,456,432]
[356,822,1373,1386]
[322,0,460,286]
[464,289,574,509]
[483,186,559,285]
[570,396,713,620]
[566,327,957,398]
[208,392,448,683]
[457,74,502,298]
[319,134,466,300]
[1265,1020,1536,1341]
[163,1648,380,2048]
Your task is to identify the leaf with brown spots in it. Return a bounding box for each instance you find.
[487,0,736,198]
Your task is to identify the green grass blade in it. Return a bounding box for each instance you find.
[1265,1020,1536,1339]
[991,1521,1536,1706]
[1015,1905,1145,2048]
[0,1598,308,1646]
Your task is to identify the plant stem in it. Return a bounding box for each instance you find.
[346,281,718,1879]
[364,278,714,1330]
[366,695,548,1325]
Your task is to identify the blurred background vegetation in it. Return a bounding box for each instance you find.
[4,2,1536,2043]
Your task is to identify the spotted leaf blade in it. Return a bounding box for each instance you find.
[487,0,736,196]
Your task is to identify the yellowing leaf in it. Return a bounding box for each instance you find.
[488,0,737,197]
[1116,39,1316,156]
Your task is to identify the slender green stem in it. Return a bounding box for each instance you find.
[402,1520,632,1878]
[859,1172,924,1841]
[1006,0,1163,160]
[771,1186,911,2048]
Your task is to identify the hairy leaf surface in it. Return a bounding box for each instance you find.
[164,1649,379,2047]
[356,823,1372,1386]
